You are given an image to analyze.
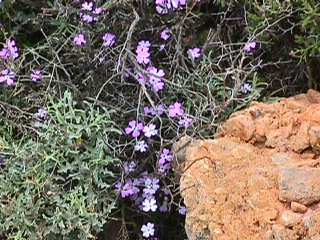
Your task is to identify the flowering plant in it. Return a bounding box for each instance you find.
[0,0,316,239]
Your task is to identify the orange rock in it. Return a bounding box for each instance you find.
[175,90,320,240]
[219,89,320,153]
[278,167,320,205]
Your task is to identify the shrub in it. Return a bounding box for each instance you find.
[0,91,121,239]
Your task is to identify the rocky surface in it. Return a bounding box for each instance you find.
[174,90,320,240]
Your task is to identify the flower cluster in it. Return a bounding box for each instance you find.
[168,102,193,127]
[31,69,43,83]
[178,116,193,128]
[240,83,253,94]
[79,1,105,24]
[146,66,166,92]
[137,67,166,93]
[102,33,117,48]
[73,32,118,49]
[123,161,137,174]
[125,120,159,139]
[143,123,158,138]
[116,175,160,211]
[116,179,140,198]
[71,3,203,238]
[144,104,166,117]
[0,39,20,87]
[160,28,171,41]
[136,40,151,65]
[187,47,201,61]
[168,102,184,118]
[244,41,258,55]
[125,120,144,138]
[0,39,19,61]
[155,0,187,15]
[0,69,16,86]
[158,148,174,174]
[120,41,196,234]
[73,34,87,47]
[134,140,148,153]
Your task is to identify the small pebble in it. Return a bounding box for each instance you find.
[291,201,308,213]
[280,210,302,227]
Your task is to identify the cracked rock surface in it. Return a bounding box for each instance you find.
[174,90,320,240]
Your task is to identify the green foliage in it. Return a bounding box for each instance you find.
[243,0,320,61]
[0,91,121,240]
[294,0,320,61]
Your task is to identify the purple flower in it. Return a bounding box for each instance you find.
[160,28,171,41]
[73,34,86,46]
[137,67,165,92]
[141,223,155,238]
[0,69,16,86]
[178,116,193,128]
[240,83,253,94]
[155,0,186,14]
[156,5,169,15]
[138,40,151,48]
[81,1,93,11]
[147,66,165,92]
[143,123,158,138]
[136,41,151,65]
[142,197,157,212]
[187,48,201,61]
[159,149,174,163]
[137,72,147,85]
[136,48,151,65]
[179,206,187,215]
[102,33,116,47]
[123,161,137,174]
[0,48,10,60]
[93,7,104,15]
[119,179,140,198]
[134,140,148,153]
[143,177,160,197]
[35,108,48,121]
[155,0,167,5]
[168,102,184,118]
[171,0,182,9]
[125,120,144,138]
[155,104,166,115]
[244,41,257,54]
[158,148,174,174]
[6,39,19,59]
[80,13,94,23]
[144,104,166,116]
[144,106,156,116]
[31,69,43,83]
[0,39,19,60]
